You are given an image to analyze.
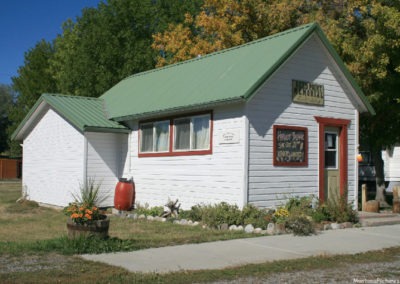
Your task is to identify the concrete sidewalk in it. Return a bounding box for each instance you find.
[81,224,400,274]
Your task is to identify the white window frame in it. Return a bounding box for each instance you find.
[173,114,211,152]
[139,120,170,153]
[325,131,338,169]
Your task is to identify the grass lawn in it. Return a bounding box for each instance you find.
[1,182,399,283]
[0,182,255,255]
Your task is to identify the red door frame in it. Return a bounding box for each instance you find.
[315,116,350,202]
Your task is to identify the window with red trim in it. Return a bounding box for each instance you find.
[273,125,308,166]
[139,112,212,157]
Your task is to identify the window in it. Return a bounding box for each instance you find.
[174,115,210,151]
[139,112,212,157]
[325,132,338,168]
[139,120,170,153]
[273,125,308,166]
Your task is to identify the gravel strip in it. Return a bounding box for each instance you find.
[211,260,400,283]
[0,254,72,274]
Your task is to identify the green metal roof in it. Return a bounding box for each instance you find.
[101,22,374,121]
[12,94,129,140]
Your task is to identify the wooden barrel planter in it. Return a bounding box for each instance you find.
[114,178,135,211]
[66,215,110,239]
[364,200,379,213]
[393,200,400,214]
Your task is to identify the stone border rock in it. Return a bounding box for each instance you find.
[112,209,358,236]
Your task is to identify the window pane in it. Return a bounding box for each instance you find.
[192,115,210,150]
[174,118,190,150]
[325,133,336,150]
[325,151,337,168]
[154,121,169,152]
[140,123,153,152]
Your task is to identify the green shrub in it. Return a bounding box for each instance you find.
[178,203,270,229]
[325,195,358,223]
[201,202,242,228]
[311,203,331,223]
[285,195,314,217]
[179,204,204,221]
[240,204,269,229]
[134,203,164,217]
[286,216,315,236]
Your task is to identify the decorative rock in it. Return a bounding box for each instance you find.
[330,222,342,230]
[254,228,263,234]
[220,223,229,231]
[147,215,154,221]
[267,223,275,235]
[138,214,146,220]
[244,224,254,233]
[160,217,167,222]
[180,219,188,225]
[323,223,331,230]
[275,223,286,234]
[187,220,193,226]
[261,230,268,235]
[229,225,237,231]
[236,225,244,231]
[192,221,199,226]
[342,222,353,229]
[112,208,122,216]
[127,213,137,219]
[173,220,180,224]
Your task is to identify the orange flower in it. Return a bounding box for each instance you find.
[71,213,79,219]
[78,213,83,218]
[85,213,92,220]
[92,206,97,211]
[79,207,84,211]
[85,209,92,215]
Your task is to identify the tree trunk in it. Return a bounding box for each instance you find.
[371,148,385,187]
[371,148,389,207]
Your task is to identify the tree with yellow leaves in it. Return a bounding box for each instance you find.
[153,0,400,190]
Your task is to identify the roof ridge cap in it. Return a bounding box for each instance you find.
[43,93,102,100]
[117,23,316,82]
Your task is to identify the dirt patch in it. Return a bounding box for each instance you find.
[0,254,72,274]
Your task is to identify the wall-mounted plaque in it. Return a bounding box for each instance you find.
[273,125,308,166]
[219,129,240,144]
[292,80,324,106]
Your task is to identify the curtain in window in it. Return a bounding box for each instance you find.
[140,124,153,152]
[154,121,169,152]
[192,116,210,150]
[174,118,190,150]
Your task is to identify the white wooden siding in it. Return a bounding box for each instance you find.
[246,34,358,208]
[126,105,246,209]
[86,132,129,206]
[23,108,84,207]
[383,145,400,181]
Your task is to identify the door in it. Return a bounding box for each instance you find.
[324,128,340,202]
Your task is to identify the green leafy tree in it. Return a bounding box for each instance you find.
[153,0,400,189]
[0,84,15,154]
[51,0,202,97]
[7,40,57,156]
[8,0,202,155]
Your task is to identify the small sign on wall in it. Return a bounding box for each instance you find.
[292,80,324,106]
[219,129,240,144]
[273,125,308,166]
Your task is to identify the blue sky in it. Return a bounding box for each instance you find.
[0,0,102,85]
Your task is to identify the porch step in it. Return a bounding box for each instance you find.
[358,211,400,227]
